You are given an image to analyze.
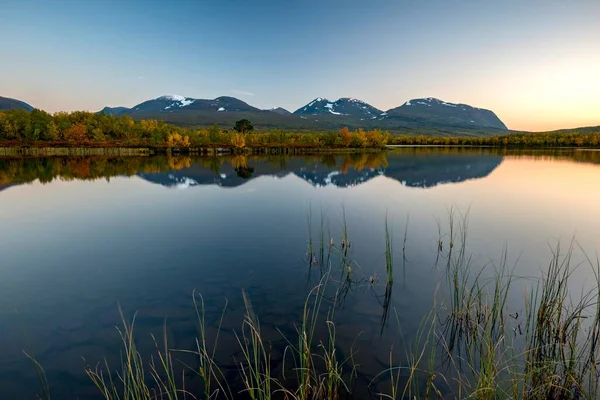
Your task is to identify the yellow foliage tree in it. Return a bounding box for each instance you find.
[231,133,246,149]
[167,132,190,147]
[354,129,368,148]
[339,127,353,146]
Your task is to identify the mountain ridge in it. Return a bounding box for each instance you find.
[2,93,510,133]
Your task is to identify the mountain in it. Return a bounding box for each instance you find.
[267,107,292,116]
[99,106,129,115]
[102,93,508,134]
[0,96,34,111]
[385,97,507,130]
[294,97,383,120]
[128,95,260,115]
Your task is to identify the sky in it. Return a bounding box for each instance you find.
[0,0,599,132]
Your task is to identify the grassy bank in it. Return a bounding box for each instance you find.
[27,210,600,399]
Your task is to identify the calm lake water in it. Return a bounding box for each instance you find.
[1,148,600,398]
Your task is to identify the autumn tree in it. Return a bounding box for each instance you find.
[353,129,368,148]
[63,124,88,144]
[231,133,246,149]
[339,127,353,146]
[167,132,190,148]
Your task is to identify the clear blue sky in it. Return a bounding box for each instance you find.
[1,0,599,131]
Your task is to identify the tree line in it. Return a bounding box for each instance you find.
[0,109,390,149]
[2,108,599,149]
[389,131,600,147]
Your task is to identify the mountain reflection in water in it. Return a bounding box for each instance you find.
[1,148,599,192]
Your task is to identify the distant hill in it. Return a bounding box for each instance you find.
[98,106,129,115]
[386,97,507,130]
[0,96,34,111]
[267,107,292,116]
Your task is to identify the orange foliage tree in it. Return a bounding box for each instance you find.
[63,124,88,144]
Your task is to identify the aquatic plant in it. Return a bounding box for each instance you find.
[384,212,394,284]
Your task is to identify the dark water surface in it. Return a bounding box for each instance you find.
[0,148,599,398]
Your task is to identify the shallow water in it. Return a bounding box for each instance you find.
[0,148,599,398]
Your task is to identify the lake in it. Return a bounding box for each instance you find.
[1,148,600,399]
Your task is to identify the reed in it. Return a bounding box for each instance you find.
[384,212,394,284]
[186,291,233,399]
[236,290,273,400]
[85,306,183,400]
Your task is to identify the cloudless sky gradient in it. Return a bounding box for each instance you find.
[0,0,599,131]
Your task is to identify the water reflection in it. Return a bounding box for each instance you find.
[1,148,600,398]
[1,148,599,193]
[0,149,496,190]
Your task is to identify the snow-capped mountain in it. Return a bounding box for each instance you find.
[294,97,383,120]
[385,97,507,130]
[127,95,260,114]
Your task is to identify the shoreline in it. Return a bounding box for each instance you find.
[0,146,386,157]
[0,145,598,158]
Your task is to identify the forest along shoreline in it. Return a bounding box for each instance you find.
[2,109,600,155]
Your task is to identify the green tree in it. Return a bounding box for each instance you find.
[46,121,59,140]
[208,123,221,143]
[234,119,254,134]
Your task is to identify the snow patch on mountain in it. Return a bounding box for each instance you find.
[159,95,186,101]
[180,98,195,107]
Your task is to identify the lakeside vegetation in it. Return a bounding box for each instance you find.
[0,109,390,149]
[28,210,600,399]
[2,108,600,151]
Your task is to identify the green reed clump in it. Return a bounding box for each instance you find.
[188,291,233,399]
[433,233,600,400]
[516,241,600,399]
[85,307,181,400]
[236,291,273,400]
